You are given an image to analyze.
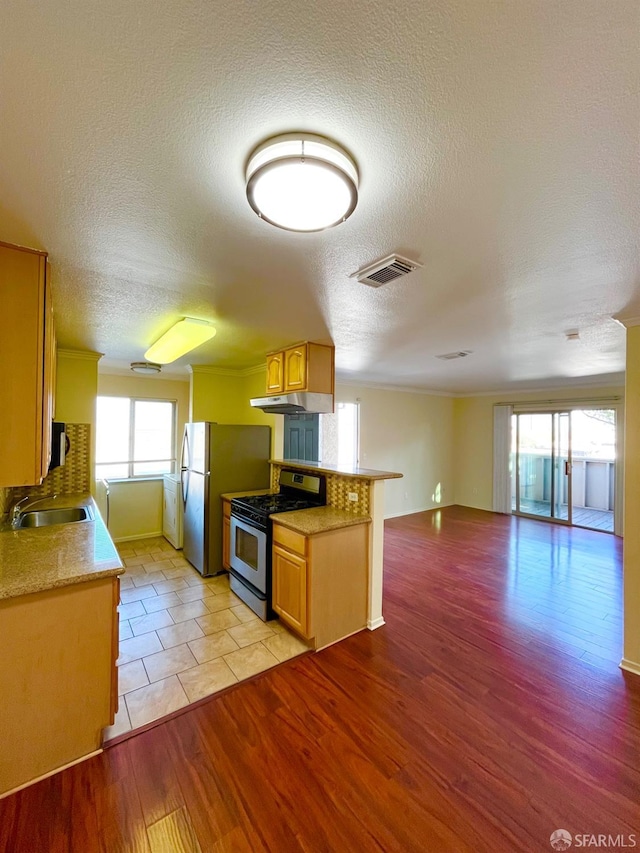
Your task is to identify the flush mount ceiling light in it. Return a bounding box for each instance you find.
[144,318,217,364]
[245,133,358,232]
[130,362,162,375]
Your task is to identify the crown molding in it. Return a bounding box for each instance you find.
[451,376,626,398]
[335,378,454,397]
[188,363,265,377]
[58,348,103,362]
[98,366,188,380]
[612,313,640,329]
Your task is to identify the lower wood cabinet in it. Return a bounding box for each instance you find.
[0,576,120,797]
[272,520,369,650]
[273,543,308,637]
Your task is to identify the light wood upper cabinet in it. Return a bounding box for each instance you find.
[0,241,56,487]
[265,342,334,396]
[266,352,284,394]
[283,344,307,391]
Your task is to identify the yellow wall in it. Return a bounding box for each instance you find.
[333,384,455,518]
[189,366,281,457]
[453,385,625,511]
[107,479,163,541]
[623,328,640,672]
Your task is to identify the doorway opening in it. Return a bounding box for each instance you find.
[511,409,616,533]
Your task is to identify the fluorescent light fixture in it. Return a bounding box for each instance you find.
[144,318,216,364]
[246,133,358,232]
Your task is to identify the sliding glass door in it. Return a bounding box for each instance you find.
[513,412,571,523]
[512,408,615,532]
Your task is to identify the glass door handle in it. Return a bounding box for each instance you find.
[564,460,571,475]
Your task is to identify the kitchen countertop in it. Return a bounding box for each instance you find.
[0,493,123,601]
[270,459,403,481]
[271,505,372,536]
[220,488,276,500]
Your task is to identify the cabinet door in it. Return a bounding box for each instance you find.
[266,352,284,394]
[0,243,48,487]
[284,345,307,392]
[273,544,309,637]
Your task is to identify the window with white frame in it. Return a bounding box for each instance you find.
[337,401,359,468]
[96,396,176,479]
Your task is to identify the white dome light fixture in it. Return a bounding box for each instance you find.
[130,362,162,375]
[246,133,358,232]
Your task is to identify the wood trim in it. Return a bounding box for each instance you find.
[0,239,47,256]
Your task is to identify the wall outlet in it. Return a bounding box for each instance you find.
[348,492,358,502]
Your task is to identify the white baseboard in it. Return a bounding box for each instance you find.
[619,658,640,677]
[113,531,164,543]
[0,749,103,800]
[384,502,454,520]
[367,616,386,630]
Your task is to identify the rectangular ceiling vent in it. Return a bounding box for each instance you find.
[350,254,423,288]
[436,350,472,360]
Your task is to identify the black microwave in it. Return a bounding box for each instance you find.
[49,422,70,471]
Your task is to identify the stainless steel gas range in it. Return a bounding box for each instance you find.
[228,470,326,620]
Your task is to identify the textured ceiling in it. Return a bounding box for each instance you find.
[0,0,637,392]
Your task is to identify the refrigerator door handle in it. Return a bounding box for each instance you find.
[181,469,189,508]
[181,428,189,471]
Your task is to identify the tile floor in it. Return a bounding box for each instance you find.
[103,536,309,741]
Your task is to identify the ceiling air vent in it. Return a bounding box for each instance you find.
[350,254,423,287]
[436,350,472,360]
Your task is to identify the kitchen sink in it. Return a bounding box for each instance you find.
[17,506,94,528]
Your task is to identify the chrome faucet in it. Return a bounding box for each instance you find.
[10,494,58,529]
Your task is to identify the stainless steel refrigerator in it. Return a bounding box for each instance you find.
[181,423,271,576]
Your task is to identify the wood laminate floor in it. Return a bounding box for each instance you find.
[1,506,638,852]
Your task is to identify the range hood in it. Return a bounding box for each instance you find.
[250,392,334,415]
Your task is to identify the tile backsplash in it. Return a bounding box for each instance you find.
[4,424,92,511]
[271,463,371,515]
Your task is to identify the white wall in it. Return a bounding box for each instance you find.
[328,383,455,518]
